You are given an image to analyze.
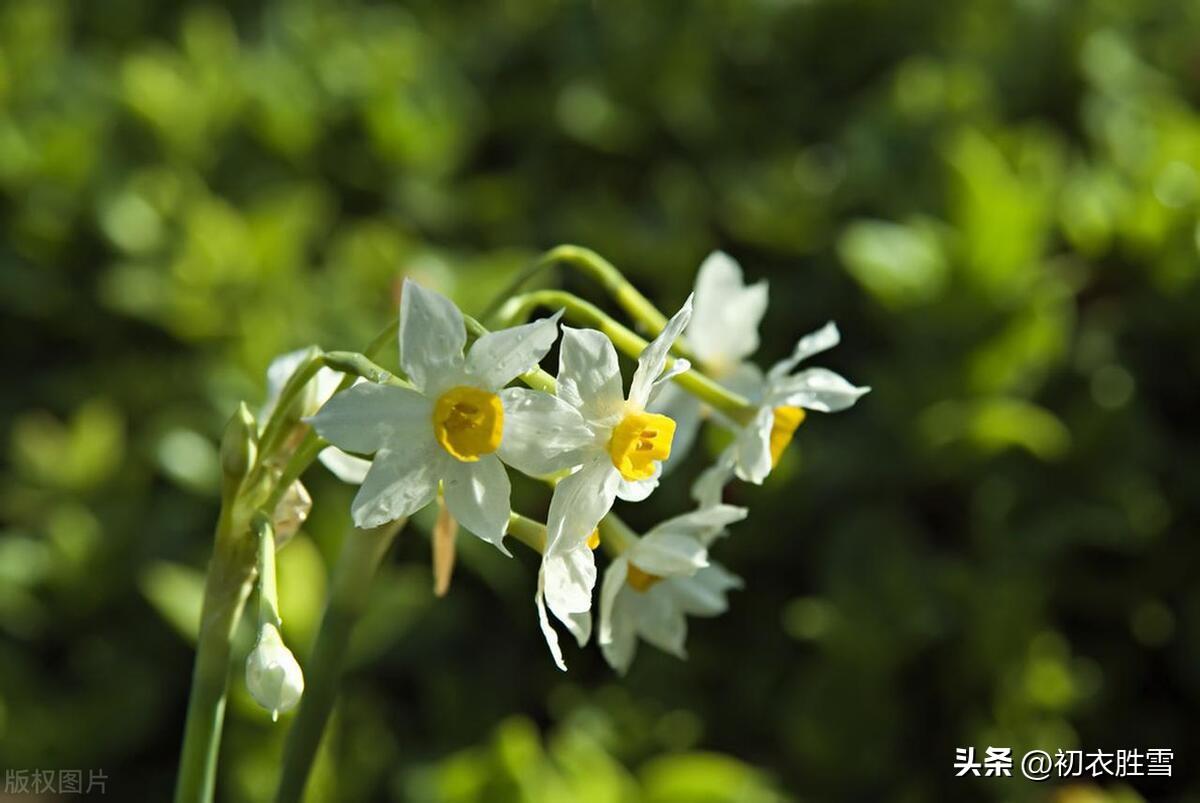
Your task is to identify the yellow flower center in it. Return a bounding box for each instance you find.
[432,386,504,462]
[607,411,675,481]
[769,406,806,467]
[587,529,601,550]
[625,562,663,593]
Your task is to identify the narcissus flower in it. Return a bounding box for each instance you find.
[535,297,695,668]
[598,505,747,674]
[650,252,868,498]
[693,320,869,502]
[308,279,589,551]
[653,252,769,468]
[261,348,373,484]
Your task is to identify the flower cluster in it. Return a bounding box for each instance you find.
[263,253,867,674]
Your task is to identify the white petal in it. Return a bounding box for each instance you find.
[465,311,563,391]
[649,383,704,475]
[543,546,595,648]
[690,448,736,508]
[634,588,688,659]
[497,388,595,476]
[535,575,568,672]
[687,252,768,367]
[544,456,620,557]
[734,407,774,484]
[306,382,431,454]
[442,454,512,555]
[768,368,870,412]
[542,546,597,617]
[311,365,348,408]
[767,322,841,381]
[600,572,639,675]
[645,358,691,408]
[261,347,347,423]
[317,448,372,484]
[628,295,693,410]
[645,504,748,546]
[667,563,742,617]
[262,348,314,424]
[399,278,466,394]
[556,327,625,424]
[597,557,628,646]
[350,443,443,528]
[629,532,708,578]
[723,362,768,402]
[616,463,660,502]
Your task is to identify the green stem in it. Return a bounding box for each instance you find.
[597,515,637,557]
[256,348,323,468]
[174,507,258,803]
[265,434,326,513]
[480,245,670,335]
[506,512,547,553]
[496,290,754,423]
[177,323,403,802]
[253,514,281,628]
[273,520,406,803]
[322,351,410,388]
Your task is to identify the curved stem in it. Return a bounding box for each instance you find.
[496,290,754,424]
[480,245,669,336]
[273,520,405,803]
[256,348,323,469]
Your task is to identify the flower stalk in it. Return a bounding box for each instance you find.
[480,245,669,336]
[273,519,405,803]
[173,501,257,803]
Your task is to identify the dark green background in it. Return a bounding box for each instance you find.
[2,0,1197,801]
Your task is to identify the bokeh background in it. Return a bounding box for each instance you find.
[3,0,1199,800]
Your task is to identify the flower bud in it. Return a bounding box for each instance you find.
[245,623,304,721]
[220,402,258,483]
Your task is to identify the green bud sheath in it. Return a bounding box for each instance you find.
[220,402,258,485]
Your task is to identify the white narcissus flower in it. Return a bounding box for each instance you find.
[261,347,373,484]
[695,320,869,498]
[534,297,694,669]
[653,252,769,470]
[598,505,748,674]
[651,252,868,497]
[308,279,591,551]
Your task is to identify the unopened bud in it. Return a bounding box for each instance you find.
[245,623,304,721]
[220,402,258,482]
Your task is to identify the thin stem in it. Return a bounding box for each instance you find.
[597,515,637,557]
[496,290,754,424]
[273,520,406,803]
[253,514,281,628]
[256,348,323,468]
[265,435,326,513]
[322,351,410,388]
[174,508,257,803]
[506,512,547,553]
[480,245,670,336]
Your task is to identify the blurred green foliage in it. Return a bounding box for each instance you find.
[2,0,1199,800]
